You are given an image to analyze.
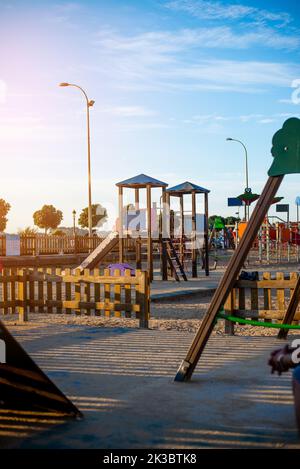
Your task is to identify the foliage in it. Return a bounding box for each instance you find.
[0,199,11,232]
[33,205,63,234]
[208,215,225,228]
[18,226,38,236]
[78,204,108,229]
[225,216,240,225]
[51,229,66,236]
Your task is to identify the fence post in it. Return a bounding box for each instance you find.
[139,271,150,328]
[18,268,28,322]
[224,290,235,335]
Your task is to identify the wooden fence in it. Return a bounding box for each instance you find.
[0,235,138,256]
[224,271,300,334]
[0,267,150,328]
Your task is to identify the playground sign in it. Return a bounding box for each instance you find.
[6,234,20,256]
[276,204,289,213]
[227,197,243,207]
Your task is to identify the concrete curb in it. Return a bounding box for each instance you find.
[151,287,216,302]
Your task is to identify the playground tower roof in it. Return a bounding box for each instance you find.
[116,173,168,188]
[166,181,210,196]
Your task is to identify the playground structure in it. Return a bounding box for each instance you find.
[175,117,300,382]
[236,217,300,264]
[1,117,300,439]
[80,174,210,282]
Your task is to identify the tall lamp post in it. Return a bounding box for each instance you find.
[226,137,249,221]
[72,209,76,236]
[59,83,94,239]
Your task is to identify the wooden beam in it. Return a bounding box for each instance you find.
[277,274,300,339]
[161,188,168,280]
[175,175,283,382]
[204,192,209,277]
[146,184,153,282]
[191,190,197,278]
[118,186,124,262]
[180,195,184,265]
[135,188,141,269]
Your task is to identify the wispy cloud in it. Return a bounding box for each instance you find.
[100,105,156,117]
[92,28,300,93]
[94,26,299,53]
[46,2,82,26]
[165,0,291,27]
[183,112,300,126]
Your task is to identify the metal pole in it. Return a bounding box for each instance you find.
[86,101,92,238]
[227,138,249,220]
[59,83,93,239]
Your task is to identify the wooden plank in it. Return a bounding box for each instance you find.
[114,269,121,318]
[74,268,81,315]
[62,301,139,312]
[250,284,258,320]
[38,267,44,313]
[83,269,91,315]
[56,268,62,314]
[278,273,300,339]
[224,290,236,335]
[63,274,139,285]
[2,268,8,315]
[28,268,35,314]
[276,272,285,314]
[175,175,284,382]
[64,268,72,314]
[11,267,17,314]
[235,279,296,289]
[238,287,245,311]
[124,269,132,318]
[104,268,110,317]
[18,269,28,322]
[263,272,272,323]
[94,268,101,316]
[46,268,53,314]
[232,309,290,319]
[138,270,149,328]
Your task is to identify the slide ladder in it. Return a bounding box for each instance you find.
[162,238,187,282]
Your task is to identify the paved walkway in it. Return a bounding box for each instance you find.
[150,271,222,300]
[2,324,300,449]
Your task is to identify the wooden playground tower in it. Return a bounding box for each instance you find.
[117,174,210,281]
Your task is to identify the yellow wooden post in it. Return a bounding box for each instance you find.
[104,268,110,317]
[94,268,101,316]
[124,268,132,318]
[139,270,150,328]
[114,269,121,318]
[18,268,28,323]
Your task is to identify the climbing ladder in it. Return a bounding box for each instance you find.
[162,238,187,282]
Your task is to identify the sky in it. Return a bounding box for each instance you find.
[1,0,300,232]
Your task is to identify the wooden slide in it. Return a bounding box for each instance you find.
[78,231,119,271]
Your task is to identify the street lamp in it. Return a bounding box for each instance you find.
[72,209,76,236]
[226,137,249,221]
[59,82,94,239]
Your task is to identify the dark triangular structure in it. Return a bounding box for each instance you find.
[0,320,82,418]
